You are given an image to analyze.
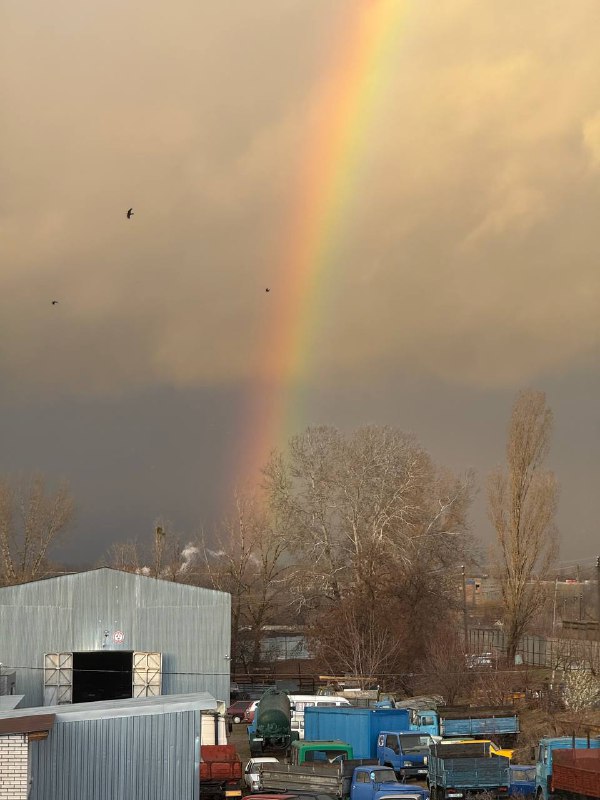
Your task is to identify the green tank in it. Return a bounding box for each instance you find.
[249,688,299,756]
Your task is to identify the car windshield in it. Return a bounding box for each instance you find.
[375,769,398,783]
[399,735,432,752]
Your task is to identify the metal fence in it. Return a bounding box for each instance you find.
[468,628,600,672]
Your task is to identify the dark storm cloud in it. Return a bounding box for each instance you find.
[1,1,599,562]
[2,1,599,395]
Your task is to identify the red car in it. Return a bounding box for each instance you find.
[227,700,252,724]
[243,700,259,724]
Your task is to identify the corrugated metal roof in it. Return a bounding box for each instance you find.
[0,691,217,722]
[0,713,54,736]
[0,568,230,707]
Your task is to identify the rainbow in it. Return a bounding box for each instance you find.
[232,1,408,494]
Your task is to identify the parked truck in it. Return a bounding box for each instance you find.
[290,741,355,765]
[258,760,430,800]
[377,732,433,781]
[200,744,243,800]
[427,740,511,800]
[304,706,432,778]
[409,707,519,747]
[249,688,300,757]
[535,738,600,800]
[304,707,412,760]
[551,748,600,800]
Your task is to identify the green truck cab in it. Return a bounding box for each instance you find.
[291,741,355,765]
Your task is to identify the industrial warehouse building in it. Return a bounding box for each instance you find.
[0,692,218,800]
[0,568,230,708]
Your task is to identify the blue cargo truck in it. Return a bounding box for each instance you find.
[427,741,511,800]
[408,707,519,747]
[377,732,433,781]
[304,707,412,760]
[304,706,431,780]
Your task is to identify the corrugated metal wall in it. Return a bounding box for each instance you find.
[29,709,199,800]
[0,569,230,707]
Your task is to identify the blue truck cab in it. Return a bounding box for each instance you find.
[351,766,430,800]
[377,732,433,780]
[408,707,519,748]
[409,710,438,738]
[509,765,536,797]
[535,737,600,800]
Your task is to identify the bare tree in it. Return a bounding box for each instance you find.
[417,628,474,704]
[0,474,75,585]
[200,493,290,671]
[264,426,474,667]
[265,426,473,608]
[310,597,403,688]
[106,520,198,582]
[488,390,559,665]
[106,539,142,573]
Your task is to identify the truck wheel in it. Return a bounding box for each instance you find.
[233,715,242,724]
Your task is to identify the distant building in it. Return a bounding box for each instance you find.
[0,568,230,708]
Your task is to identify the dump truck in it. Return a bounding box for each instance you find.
[200,744,243,800]
[427,740,511,800]
[249,688,300,757]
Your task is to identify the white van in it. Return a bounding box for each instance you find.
[288,694,351,739]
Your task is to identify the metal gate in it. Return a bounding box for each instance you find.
[43,652,73,705]
[132,652,162,697]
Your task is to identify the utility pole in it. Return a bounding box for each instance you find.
[462,564,468,650]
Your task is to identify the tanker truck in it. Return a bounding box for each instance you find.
[248,688,299,757]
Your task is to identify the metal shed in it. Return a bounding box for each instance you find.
[0,568,230,708]
[0,692,217,800]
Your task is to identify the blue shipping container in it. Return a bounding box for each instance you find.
[304,706,411,759]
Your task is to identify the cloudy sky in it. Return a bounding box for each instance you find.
[1,1,599,565]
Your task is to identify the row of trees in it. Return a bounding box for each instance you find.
[0,389,560,687]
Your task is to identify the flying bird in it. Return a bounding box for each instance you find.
[265,288,270,293]
[126,208,134,219]
[51,300,59,305]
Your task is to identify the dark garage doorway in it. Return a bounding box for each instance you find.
[72,651,133,703]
